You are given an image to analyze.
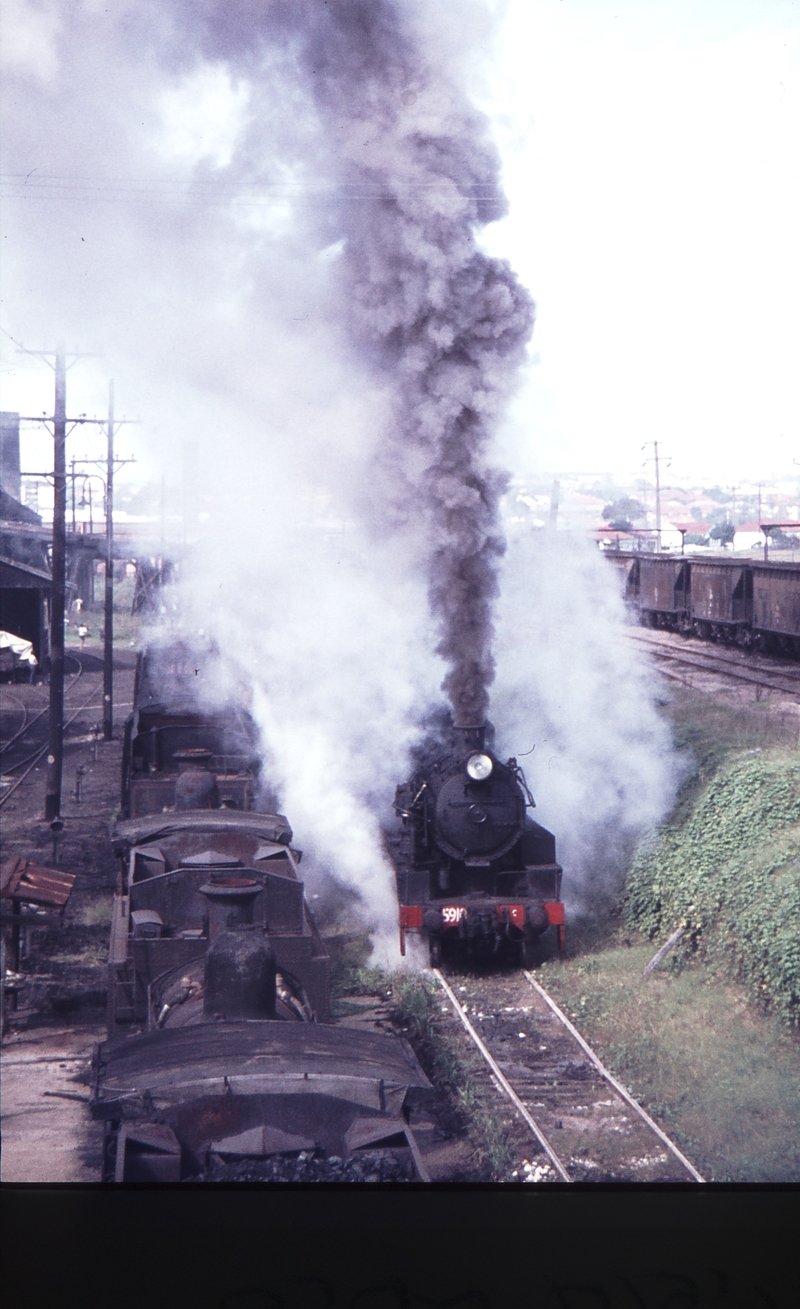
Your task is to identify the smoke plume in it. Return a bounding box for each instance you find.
[1,0,680,957]
[187,0,534,726]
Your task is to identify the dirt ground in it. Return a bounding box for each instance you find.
[1,643,136,1180]
[0,1023,105,1181]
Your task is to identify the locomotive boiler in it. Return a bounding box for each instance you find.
[391,722,564,966]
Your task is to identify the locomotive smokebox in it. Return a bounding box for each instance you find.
[203,926,277,1020]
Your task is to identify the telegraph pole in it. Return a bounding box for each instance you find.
[103,382,115,739]
[44,345,67,821]
[549,478,560,530]
[17,343,135,818]
[642,441,670,551]
[654,440,662,550]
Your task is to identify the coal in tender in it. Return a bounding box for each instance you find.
[186,1149,414,1183]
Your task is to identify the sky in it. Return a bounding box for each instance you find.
[2,0,798,491]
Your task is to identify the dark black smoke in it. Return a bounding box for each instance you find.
[180,0,534,725]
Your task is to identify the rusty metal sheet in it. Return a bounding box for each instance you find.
[639,558,688,613]
[690,562,743,623]
[0,857,76,908]
[126,1122,181,1153]
[95,1021,432,1116]
[210,1124,316,1156]
[752,563,800,636]
[344,1116,408,1152]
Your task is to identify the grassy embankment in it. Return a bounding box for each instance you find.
[538,687,800,1182]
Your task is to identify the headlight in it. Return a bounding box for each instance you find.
[466,752,493,781]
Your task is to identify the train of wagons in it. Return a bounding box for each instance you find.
[94,641,433,1183]
[604,549,800,656]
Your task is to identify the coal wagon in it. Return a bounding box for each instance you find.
[604,550,800,656]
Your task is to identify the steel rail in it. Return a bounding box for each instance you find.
[628,631,800,696]
[630,628,800,677]
[0,654,84,761]
[0,692,29,755]
[432,967,572,1181]
[523,970,705,1183]
[0,671,104,808]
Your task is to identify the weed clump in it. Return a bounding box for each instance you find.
[625,748,800,1026]
[391,974,514,1180]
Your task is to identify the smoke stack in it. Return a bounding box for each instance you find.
[203,927,277,1021]
[452,724,487,755]
[174,748,219,810]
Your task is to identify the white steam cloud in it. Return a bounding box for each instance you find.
[2,0,680,961]
[492,526,683,911]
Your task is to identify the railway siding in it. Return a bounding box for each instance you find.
[411,968,698,1181]
[628,628,800,696]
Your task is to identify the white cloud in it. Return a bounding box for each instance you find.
[154,63,250,170]
[0,0,61,82]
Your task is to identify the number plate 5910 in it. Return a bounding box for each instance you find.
[442,906,467,925]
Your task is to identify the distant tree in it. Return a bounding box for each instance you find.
[768,528,800,550]
[684,534,708,546]
[703,486,729,503]
[602,496,646,528]
[709,521,735,545]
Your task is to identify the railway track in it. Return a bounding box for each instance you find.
[628,628,800,696]
[432,967,704,1183]
[0,654,86,757]
[0,657,104,809]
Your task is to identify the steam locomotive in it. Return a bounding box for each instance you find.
[121,639,262,820]
[93,642,433,1183]
[390,721,564,967]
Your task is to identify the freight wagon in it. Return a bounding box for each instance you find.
[605,551,800,656]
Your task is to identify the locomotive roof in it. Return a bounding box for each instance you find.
[93,1021,433,1117]
[112,810,293,852]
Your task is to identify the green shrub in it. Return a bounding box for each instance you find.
[625,750,800,1026]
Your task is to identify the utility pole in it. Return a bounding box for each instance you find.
[45,344,67,822]
[549,478,560,531]
[103,381,115,740]
[16,343,134,819]
[642,442,671,551]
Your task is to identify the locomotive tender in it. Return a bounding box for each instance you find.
[607,550,800,656]
[95,642,433,1182]
[391,722,564,966]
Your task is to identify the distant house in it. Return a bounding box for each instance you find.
[733,522,764,551]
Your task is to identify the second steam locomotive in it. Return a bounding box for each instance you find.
[390,722,564,966]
